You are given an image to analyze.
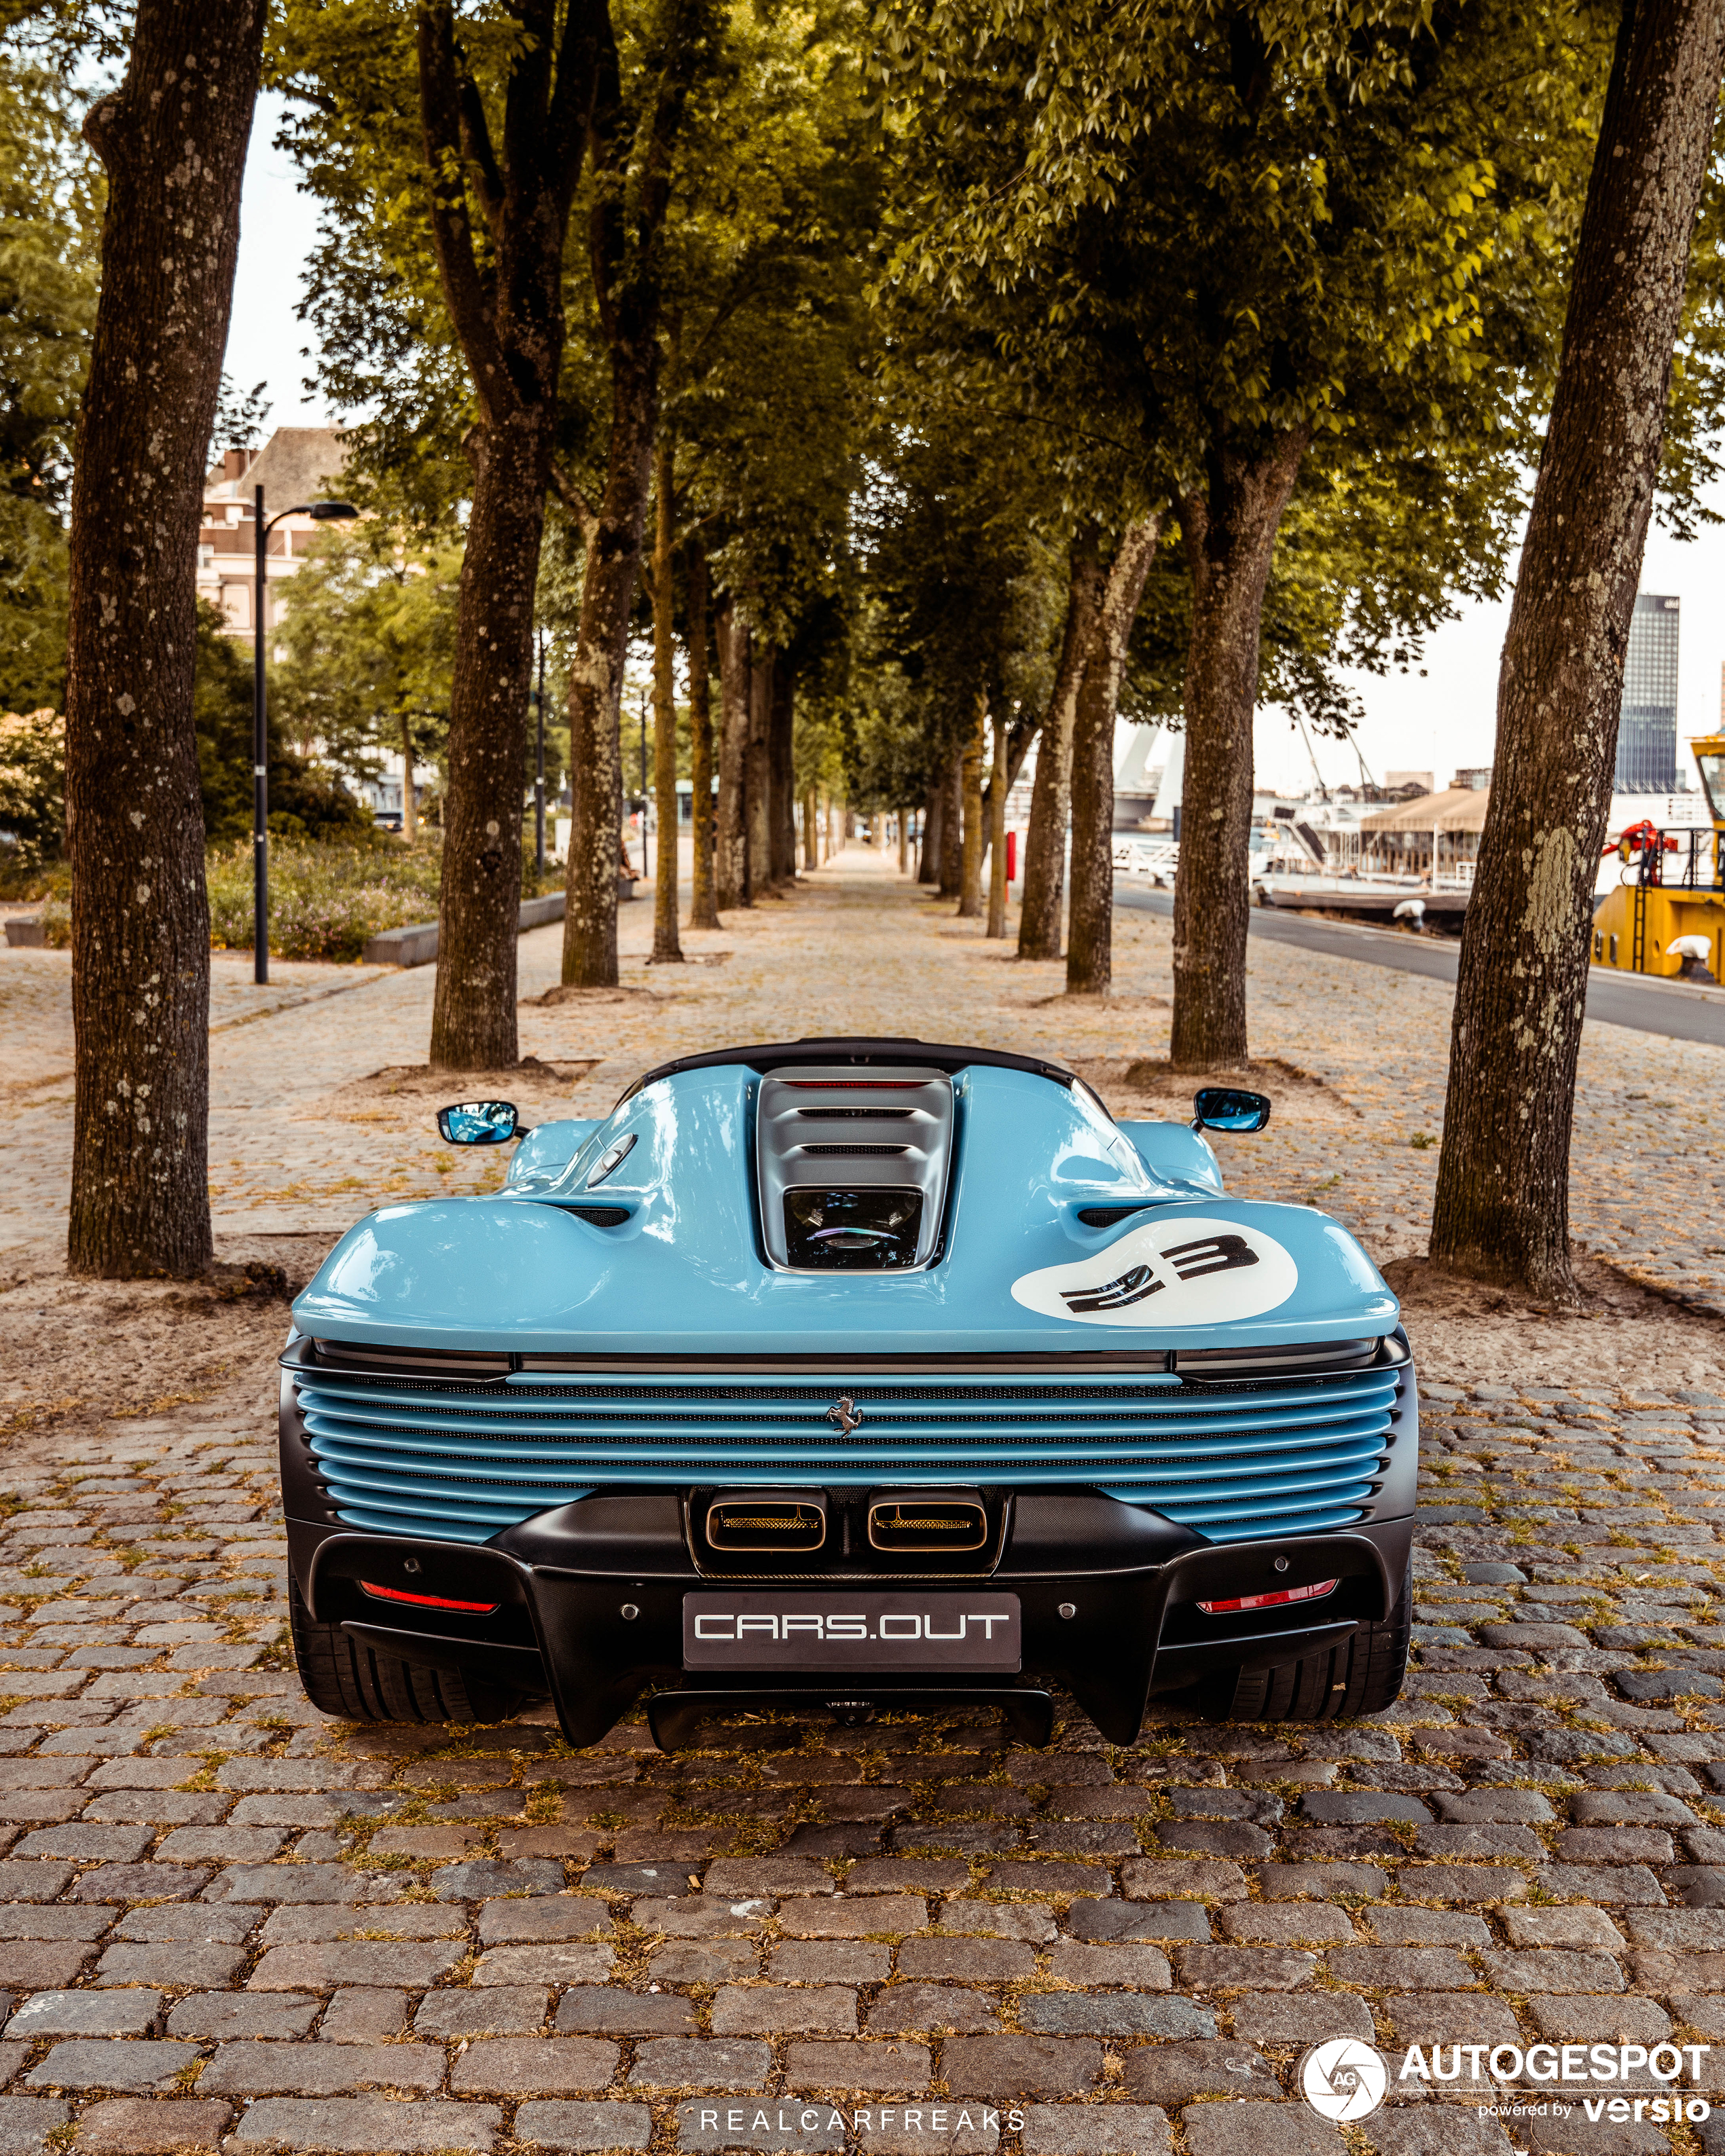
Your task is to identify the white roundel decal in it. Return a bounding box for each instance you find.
[1012,1213,1298,1328]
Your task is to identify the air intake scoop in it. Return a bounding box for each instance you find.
[757,1065,953,1271]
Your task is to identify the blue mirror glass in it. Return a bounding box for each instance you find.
[1193,1086,1271,1134]
[437,1100,520,1146]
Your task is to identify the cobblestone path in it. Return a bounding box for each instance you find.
[3,858,1725,2153]
[0,1377,1720,2153]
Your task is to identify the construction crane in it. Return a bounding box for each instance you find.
[1591,733,1725,981]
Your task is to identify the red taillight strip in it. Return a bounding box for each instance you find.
[360,1582,499,1613]
[782,1080,932,1089]
[1197,1578,1339,1615]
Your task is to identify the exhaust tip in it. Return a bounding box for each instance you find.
[867,1493,988,1554]
[705,1494,827,1553]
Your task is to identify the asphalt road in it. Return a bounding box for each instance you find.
[1114,879,1725,1048]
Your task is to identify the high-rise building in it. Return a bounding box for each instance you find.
[1616,593,1680,792]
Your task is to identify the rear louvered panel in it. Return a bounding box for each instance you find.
[295,1364,1398,1545]
[293,1376,1394,1445]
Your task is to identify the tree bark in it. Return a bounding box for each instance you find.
[987,713,1009,937]
[686,536,719,928]
[649,434,682,962]
[715,605,749,907]
[746,645,773,892]
[418,0,594,1063]
[65,0,265,1277]
[1019,532,1103,960]
[563,346,655,984]
[431,418,548,1059]
[1066,517,1161,995]
[958,698,986,918]
[939,754,963,897]
[559,0,706,987]
[920,781,942,885]
[1430,0,1725,1300]
[803,784,819,870]
[769,651,797,882]
[1167,434,1310,1059]
[400,710,417,841]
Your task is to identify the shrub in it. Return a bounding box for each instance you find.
[30,828,562,960]
[208,835,446,962]
[0,708,65,882]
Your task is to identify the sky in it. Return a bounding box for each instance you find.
[224,96,1725,799]
[222,95,331,435]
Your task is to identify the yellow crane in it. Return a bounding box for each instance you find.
[1592,731,1725,981]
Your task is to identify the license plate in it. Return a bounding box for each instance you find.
[683,1590,1021,1672]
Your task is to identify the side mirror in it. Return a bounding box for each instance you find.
[437,1100,526,1146]
[1193,1086,1271,1134]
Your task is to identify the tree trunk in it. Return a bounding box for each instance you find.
[431,414,549,1063]
[987,714,1009,937]
[417,0,587,1056]
[1167,435,1310,1059]
[958,699,986,918]
[803,784,818,870]
[650,435,682,963]
[65,0,264,1279]
[746,645,773,894]
[1430,0,1725,1301]
[920,782,942,885]
[400,710,417,841]
[715,605,750,908]
[686,536,719,928]
[1066,517,1161,995]
[769,652,797,882]
[898,807,909,877]
[939,755,963,897]
[1019,533,1103,961]
[563,348,657,985]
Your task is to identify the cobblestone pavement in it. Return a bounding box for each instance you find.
[3,857,1725,2153]
[0,1375,1720,2153]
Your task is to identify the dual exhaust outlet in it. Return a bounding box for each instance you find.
[704,1488,987,1556]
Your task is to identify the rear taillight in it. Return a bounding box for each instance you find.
[361,1582,499,1613]
[1197,1579,1339,1615]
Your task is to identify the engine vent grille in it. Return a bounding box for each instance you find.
[289,1351,1400,1548]
[797,1144,910,1158]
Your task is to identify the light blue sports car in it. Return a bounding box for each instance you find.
[278,1038,1416,1747]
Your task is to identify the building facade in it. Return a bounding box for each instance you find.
[198,429,349,640]
[1617,593,1681,793]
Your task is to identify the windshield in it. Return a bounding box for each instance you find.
[1699,753,1725,823]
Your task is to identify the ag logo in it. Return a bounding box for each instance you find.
[1011,1213,1298,1328]
[1300,2038,1387,2121]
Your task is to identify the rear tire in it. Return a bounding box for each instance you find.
[289,1575,529,1725]
[1193,1562,1411,1723]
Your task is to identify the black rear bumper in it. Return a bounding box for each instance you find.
[285,1493,1415,1747]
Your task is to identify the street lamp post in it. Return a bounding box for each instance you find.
[252,488,358,984]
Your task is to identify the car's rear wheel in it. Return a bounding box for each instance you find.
[289,1575,530,1725]
[1192,1561,1411,1723]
